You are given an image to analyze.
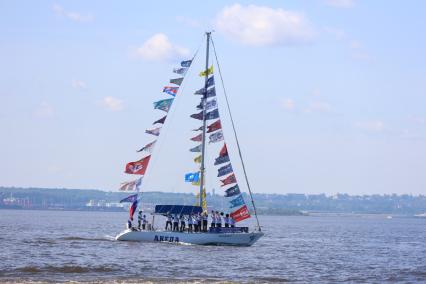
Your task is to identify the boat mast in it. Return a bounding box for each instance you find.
[199,31,211,209]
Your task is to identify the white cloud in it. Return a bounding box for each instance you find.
[102,96,124,112]
[52,3,94,23]
[34,102,54,118]
[325,0,355,8]
[71,79,87,90]
[215,4,315,46]
[134,33,190,62]
[355,120,385,132]
[280,98,295,110]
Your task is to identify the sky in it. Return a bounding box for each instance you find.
[0,0,425,195]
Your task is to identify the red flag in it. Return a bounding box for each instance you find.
[219,144,228,157]
[207,120,222,133]
[191,133,202,142]
[230,205,250,222]
[125,155,151,175]
[129,200,138,221]
[220,173,237,187]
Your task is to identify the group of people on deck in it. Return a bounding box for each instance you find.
[165,210,235,233]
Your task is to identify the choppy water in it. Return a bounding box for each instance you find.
[0,210,425,283]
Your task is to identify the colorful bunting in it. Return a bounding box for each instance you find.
[195,87,206,95]
[209,130,224,143]
[190,145,202,152]
[191,133,202,142]
[219,144,228,157]
[145,127,161,136]
[153,115,167,125]
[173,67,188,75]
[129,200,138,221]
[193,126,203,131]
[225,184,241,197]
[206,76,215,88]
[190,111,203,120]
[125,155,151,175]
[163,86,179,97]
[137,140,156,153]
[194,155,202,163]
[205,108,219,120]
[120,193,138,203]
[119,177,142,191]
[153,98,174,112]
[218,163,233,177]
[230,204,250,222]
[214,154,230,165]
[230,194,245,208]
[199,65,213,77]
[185,172,200,182]
[181,60,192,67]
[170,77,184,86]
[207,119,221,133]
[220,173,236,186]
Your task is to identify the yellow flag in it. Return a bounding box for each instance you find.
[194,155,202,163]
[199,65,213,77]
[192,180,201,186]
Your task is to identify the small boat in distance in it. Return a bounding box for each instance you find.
[115,32,264,246]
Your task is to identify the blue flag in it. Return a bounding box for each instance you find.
[206,76,215,88]
[206,87,216,98]
[120,193,138,203]
[218,163,233,177]
[185,172,200,182]
[225,184,240,197]
[205,109,219,120]
[229,194,245,208]
[181,60,192,67]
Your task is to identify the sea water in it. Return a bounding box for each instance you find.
[0,210,425,283]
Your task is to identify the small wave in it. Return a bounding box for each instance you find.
[16,265,117,274]
[60,236,112,242]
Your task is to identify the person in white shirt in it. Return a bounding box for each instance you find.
[187,214,193,233]
[173,214,179,231]
[165,214,172,230]
[224,214,230,228]
[216,211,222,227]
[210,210,216,228]
[202,212,208,232]
[142,214,148,230]
[179,214,186,232]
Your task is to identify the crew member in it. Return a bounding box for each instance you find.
[180,214,186,232]
[173,214,179,231]
[216,211,222,228]
[138,210,143,230]
[188,214,193,232]
[197,213,202,232]
[210,210,216,228]
[202,212,208,232]
[165,214,172,230]
[224,214,230,228]
[142,214,148,230]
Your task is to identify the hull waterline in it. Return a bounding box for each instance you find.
[115,229,264,246]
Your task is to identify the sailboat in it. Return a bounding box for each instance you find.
[115,32,264,246]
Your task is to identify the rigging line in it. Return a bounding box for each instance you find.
[140,42,202,195]
[210,36,262,231]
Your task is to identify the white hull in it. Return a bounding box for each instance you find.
[116,229,264,246]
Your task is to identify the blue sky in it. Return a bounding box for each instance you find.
[0,0,425,195]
